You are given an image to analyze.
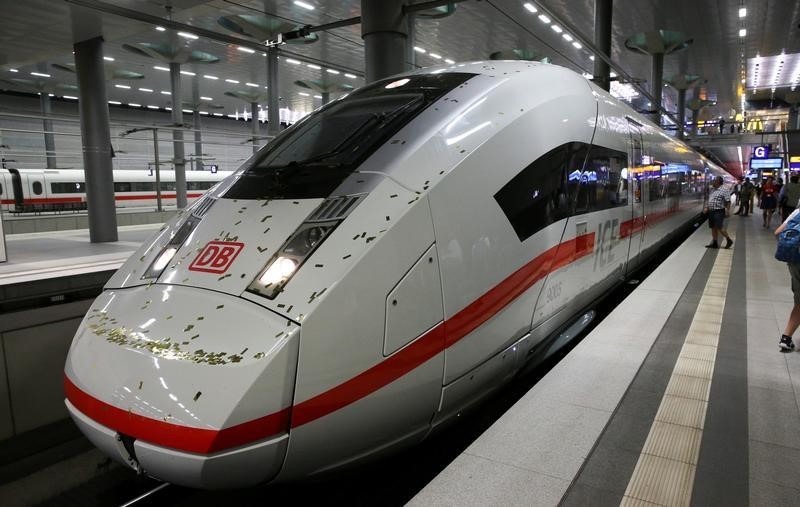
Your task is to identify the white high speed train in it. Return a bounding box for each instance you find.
[0,168,232,212]
[63,61,729,489]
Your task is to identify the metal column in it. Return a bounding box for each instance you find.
[251,102,260,154]
[406,13,416,71]
[361,0,408,83]
[170,62,187,208]
[73,36,118,242]
[321,92,330,105]
[650,52,664,126]
[40,94,57,168]
[677,89,687,139]
[192,77,203,171]
[266,47,280,139]
[592,0,612,92]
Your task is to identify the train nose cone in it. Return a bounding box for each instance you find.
[64,285,299,489]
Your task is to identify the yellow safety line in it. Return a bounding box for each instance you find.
[620,227,735,507]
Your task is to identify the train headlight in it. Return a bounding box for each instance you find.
[249,220,337,299]
[142,215,202,280]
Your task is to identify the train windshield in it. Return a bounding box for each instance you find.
[223,72,475,200]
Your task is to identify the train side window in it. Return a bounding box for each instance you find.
[0,183,3,195]
[32,181,43,195]
[494,142,586,242]
[51,182,86,193]
[581,145,629,211]
[114,182,132,192]
[131,182,155,192]
[160,182,176,191]
[187,181,214,190]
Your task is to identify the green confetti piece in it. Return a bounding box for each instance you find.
[193,391,202,402]
[184,324,194,332]
[216,305,224,309]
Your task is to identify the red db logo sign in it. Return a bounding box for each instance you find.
[189,241,244,274]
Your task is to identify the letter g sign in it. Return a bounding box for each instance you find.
[189,241,245,274]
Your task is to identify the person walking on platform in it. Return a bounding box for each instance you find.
[775,207,800,351]
[780,174,800,221]
[761,176,778,228]
[704,176,733,249]
[736,177,754,216]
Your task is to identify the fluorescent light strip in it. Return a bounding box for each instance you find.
[225,79,239,83]
[213,113,223,116]
[115,84,131,89]
[344,73,357,79]
[739,7,747,17]
[551,25,563,33]
[314,95,322,99]
[294,1,314,10]
[326,68,340,74]
[414,46,426,53]
[538,14,550,23]
[180,70,196,76]
[147,105,159,109]
[237,46,255,54]
[203,75,218,80]
[573,41,582,49]
[739,28,747,37]
[563,34,573,42]
[63,95,78,100]
[155,26,166,32]
[285,58,301,65]
[200,96,213,101]
[30,72,50,77]
[128,103,141,107]
[245,82,259,87]
[8,69,18,72]
[430,53,442,59]
[154,66,169,71]
[160,91,171,95]
[178,32,198,40]
[182,109,193,113]
[103,56,115,61]
[299,92,310,96]
[523,3,537,13]
[445,59,455,64]
[139,87,153,92]
[108,100,121,105]
[307,64,321,69]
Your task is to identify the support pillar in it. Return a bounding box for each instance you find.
[251,102,259,154]
[691,109,700,136]
[73,36,117,242]
[361,0,408,83]
[169,62,187,208]
[650,52,664,126]
[677,88,687,139]
[406,13,416,71]
[592,0,612,92]
[321,92,330,105]
[789,106,799,131]
[192,77,203,171]
[266,47,280,140]
[40,94,56,168]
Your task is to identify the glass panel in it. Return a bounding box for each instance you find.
[51,182,86,194]
[32,181,42,195]
[223,73,476,200]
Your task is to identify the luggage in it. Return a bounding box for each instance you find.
[775,213,800,263]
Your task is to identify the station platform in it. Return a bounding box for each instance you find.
[412,213,795,506]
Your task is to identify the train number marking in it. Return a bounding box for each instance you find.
[189,241,245,274]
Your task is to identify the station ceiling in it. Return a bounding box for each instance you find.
[0,0,798,169]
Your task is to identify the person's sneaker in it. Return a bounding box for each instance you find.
[779,335,795,352]
[705,242,719,248]
[725,238,733,249]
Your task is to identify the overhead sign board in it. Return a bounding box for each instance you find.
[753,145,770,159]
[790,156,800,170]
[749,157,783,170]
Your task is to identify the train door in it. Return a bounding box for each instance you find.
[28,173,46,205]
[624,118,646,276]
[0,171,8,211]
[8,169,24,211]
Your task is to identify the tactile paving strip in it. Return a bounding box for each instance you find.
[621,232,734,507]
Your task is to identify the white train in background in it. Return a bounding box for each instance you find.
[0,168,232,212]
[64,61,731,489]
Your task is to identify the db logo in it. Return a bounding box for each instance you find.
[189,241,245,274]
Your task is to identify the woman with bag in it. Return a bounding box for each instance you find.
[775,207,800,351]
[761,176,778,228]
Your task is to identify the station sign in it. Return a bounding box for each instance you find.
[790,156,800,170]
[753,145,770,159]
[749,157,783,170]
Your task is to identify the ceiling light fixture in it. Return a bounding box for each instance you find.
[285,58,302,65]
[307,64,321,69]
[739,7,747,18]
[225,79,239,83]
[155,26,166,32]
[154,66,169,71]
[562,34,573,42]
[739,28,747,37]
[538,14,550,23]
[30,72,50,77]
[115,84,131,89]
[344,73,357,79]
[128,103,141,107]
[8,68,18,72]
[139,87,153,92]
[326,69,340,74]
[523,3,537,13]
[237,46,255,54]
[180,70,196,76]
[161,91,171,95]
[573,42,582,49]
[430,53,442,59]
[63,95,78,100]
[589,55,595,61]
[294,0,314,9]
[414,46,426,53]
[147,105,159,109]
[203,75,218,80]
[178,32,198,40]
[200,96,213,101]
[103,56,115,61]
[299,92,310,96]
[314,95,322,99]
[108,100,121,105]
[551,25,563,33]
[445,58,455,64]
[246,82,259,87]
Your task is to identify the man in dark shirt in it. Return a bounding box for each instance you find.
[704,176,733,249]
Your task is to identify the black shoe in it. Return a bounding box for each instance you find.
[725,238,733,249]
[780,335,795,352]
[705,242,719,248]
